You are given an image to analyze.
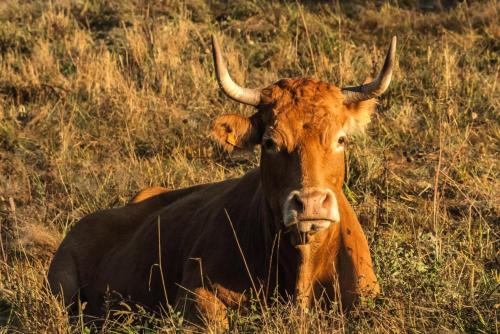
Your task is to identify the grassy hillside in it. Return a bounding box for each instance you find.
[0,0,498,332]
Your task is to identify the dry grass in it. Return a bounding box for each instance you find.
[0,0,498,332]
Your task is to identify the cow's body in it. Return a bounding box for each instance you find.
[49,169,377,320]
[129,186,169,204]
[49,35,396,326]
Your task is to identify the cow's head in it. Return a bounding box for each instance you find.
[211,36,396,246]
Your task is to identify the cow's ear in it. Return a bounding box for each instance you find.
[211,114,261,152]
[343,98,377,134]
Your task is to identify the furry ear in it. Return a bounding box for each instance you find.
[211,114,261,152]
[343,99,377,134]
[342,76,378,134]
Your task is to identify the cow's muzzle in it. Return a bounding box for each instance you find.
[283,188,340,241]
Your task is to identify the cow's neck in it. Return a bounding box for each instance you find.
[275,210,341,306]
[228,168,339,304]
[294,244,314,309]
[225,169,277,283]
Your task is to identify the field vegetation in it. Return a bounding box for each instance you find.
[0,0,498,332]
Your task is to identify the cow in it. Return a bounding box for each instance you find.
[48,34,396,327]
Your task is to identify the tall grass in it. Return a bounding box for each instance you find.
[0,0,498,332]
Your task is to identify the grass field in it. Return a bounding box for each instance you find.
[0,0,498,332]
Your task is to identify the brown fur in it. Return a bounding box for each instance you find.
[48,78,381,326]
[129,187,169,203]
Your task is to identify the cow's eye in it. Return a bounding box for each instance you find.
[262,138,278,152]
[338,136,347,145]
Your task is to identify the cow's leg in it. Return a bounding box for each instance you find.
[175,287,229,331]
[338,216,380,308]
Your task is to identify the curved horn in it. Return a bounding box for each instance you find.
[341,36,397,104]
[211,35,261,106]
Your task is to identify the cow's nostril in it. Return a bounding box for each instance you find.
[292,194,304,212]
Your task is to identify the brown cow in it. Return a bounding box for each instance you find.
[48,35,396,327]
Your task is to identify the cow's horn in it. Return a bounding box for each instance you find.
[341,36,397,104]
[212,35,261,106]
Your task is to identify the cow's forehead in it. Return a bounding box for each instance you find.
[261,78,345,134]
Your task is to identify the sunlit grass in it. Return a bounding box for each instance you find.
[0,0,498,332]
